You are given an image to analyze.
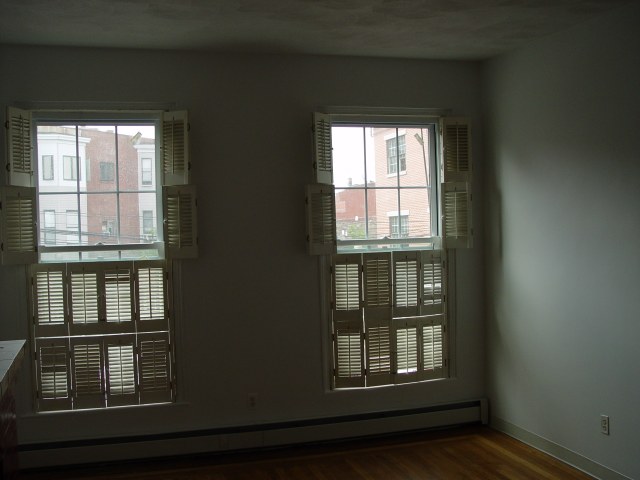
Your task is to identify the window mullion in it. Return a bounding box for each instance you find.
[114,126,122,254]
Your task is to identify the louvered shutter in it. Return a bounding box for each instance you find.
[70,338,105,409]
[419,316,446,381]
[312,112,333,184]
[36,338,72,411]
[106,334,138,406]
[163,185,198,259]
[331,254,364,388]
[161,111,189,186]
[362,253,392,386]
[31,265,68,337]
[441,117,472,249]
[103,262,135,333]
[442,117,471,182]
[135,260,169,332]
[5,107,34,187]
[139,331,173,404]
[442,182,472,248]
[68,264,102,335]
[393,251,420,317]
[306,184,337,255]
[394,319,419,384]
[420,250,446,315]
[0,186,37,265]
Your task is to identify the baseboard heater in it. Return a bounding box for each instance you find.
[20,399,487,469]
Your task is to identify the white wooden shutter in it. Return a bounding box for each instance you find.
[393,251,420,317]
[0,186,37,265]
[36,338,72,411]
[5,107,34,187]
[106,334,138,406]
[333,325,365,388]
[306,184,336,255]
[442,182,472,249]
[442,117,471,182]
[312,112,333,184]
[70,338,106,409]
[139,331,173,404]
[103,262,135,333]
[362,253,392,386]
[332,254,361,319]
[68,264,102,335]
[419,315,446,380]
[163,185,198,259]
[420,250,446,315]
[394,319,419,384]
[135,260,169,332]
[161,111,189,186]
[31,265,68,337]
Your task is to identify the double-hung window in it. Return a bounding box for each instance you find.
[306,111,472,389]
[1,107,198,412]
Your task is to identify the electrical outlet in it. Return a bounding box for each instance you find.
[248,393,257,408]
[600,415,610,435]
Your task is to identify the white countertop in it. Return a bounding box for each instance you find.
[0,340,26,398]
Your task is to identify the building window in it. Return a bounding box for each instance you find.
[66,210,79,244]
[142,210,154,239]
[386,134,406,175]
[141,158,152,185]
[42,155,54,181]
[389,214,409,238]
[99,162,115,182]
[63,155,79,181]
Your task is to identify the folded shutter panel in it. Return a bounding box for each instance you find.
[163,185,198,259]
[306,184,337,255]
[161,111,189,186]
[5,107,34,187]
[362,253,392,386]
[36,338,72,411]
[442,182,472,249]
[135,260,169,332]
[71,338,106,409]
[106,334,138,406]
[312,112,333,185]
[139,331,173,404]
[0,186,37,265]
[331,254,361,321]
[68,264,102,335]
[420,250,446,315]
[31,265,68,338]
[442,117,471,182]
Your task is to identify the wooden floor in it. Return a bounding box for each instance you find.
[20,425,595,480]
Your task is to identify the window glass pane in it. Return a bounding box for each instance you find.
[122,126,155,190]
[400,189,431,238]
[42,155,54,181]
[120,192,157,244]
[331,127,367,188]
[38,193,80,246]
[399,128,430,188]
[335,188,370,240]
[84,193,118,245]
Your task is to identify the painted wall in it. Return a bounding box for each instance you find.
[0,46,484,456]
[483,3,640,478]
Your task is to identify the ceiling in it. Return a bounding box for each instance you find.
[0,0,633,60]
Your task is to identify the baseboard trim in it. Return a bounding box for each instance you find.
[20,400,483,468]
[490,416,632,480]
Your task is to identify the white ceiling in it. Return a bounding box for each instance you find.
[0,0,633,60]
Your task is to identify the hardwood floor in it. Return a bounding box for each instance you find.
[20,425,595,479]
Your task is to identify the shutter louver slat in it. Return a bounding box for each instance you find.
[334,263,360,311]
[336,330,363,379]
[367,325,391,375]
[70,272,99,325]
[421,250,445,315]
[442,182,472,249]
[73,343,103,395]
[35,270,65,326]
[162,111,189,186]
[138,267,165,320]
[139,333,172,403]
[163,185,198,258]
[105,268,133,324]
[396,327,418,375]
[422,324,444,373]
[363,255,391,308]
[39,345,69,399]
[6,107,33,187]
[107,343,136,399]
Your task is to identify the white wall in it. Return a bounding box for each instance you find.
[0,46,485,458]
[484,3,640,479]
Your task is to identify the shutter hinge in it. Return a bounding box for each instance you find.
[329,265,334,274]
[4,121,8,129]
[1,242,4,252]
[187,122,191,132]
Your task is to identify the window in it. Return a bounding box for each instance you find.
[1,107,198,413]
[42,155,54,181]
[307,112,473,390]
[141,158,152,185]
[99,162,115,182]
[386,134,406,175]
[63,155,79,181]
